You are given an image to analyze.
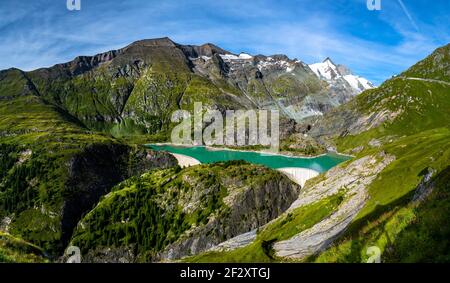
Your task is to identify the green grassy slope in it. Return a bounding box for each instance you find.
[185,192,344,263]
[70,161,298,262]
[186,44,450,263]
[0,82,117,253]
[306,44,450,262]
[400,43,450,82]
[0,68,176,256]
[311,128,450,262]
[25,38,247,139]
[0,231,47,263]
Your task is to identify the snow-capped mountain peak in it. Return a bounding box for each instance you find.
[308,58,374,94]
[189,48,374,120]
[309,58,340,80]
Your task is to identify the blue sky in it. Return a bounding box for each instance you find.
[0,0,448,85]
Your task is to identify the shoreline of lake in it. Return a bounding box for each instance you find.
[148,142,355,160]
[147,143,351,173]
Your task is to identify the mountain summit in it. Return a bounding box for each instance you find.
[309,57,374,95]
[4,37,375,136]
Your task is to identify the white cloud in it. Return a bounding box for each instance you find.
[0,0,447,86]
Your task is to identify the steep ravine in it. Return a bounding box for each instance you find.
[60,145,177,246]
[69,162,300,262]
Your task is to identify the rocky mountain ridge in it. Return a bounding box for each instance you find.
[17,37,375,138]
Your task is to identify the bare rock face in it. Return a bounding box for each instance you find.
[0,216,12,233]
[158,175,300,261]
[208,229,258,252]
[189,51,333,121]
[69,163,300,262]
[273,152,395,260]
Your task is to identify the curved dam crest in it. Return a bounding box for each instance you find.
[148,144,351,186]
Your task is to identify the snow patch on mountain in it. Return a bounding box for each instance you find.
[257,58,296,73]
[238,53,253,59]
[220,53,253,61]
[309,58,374,94]
[309,58,339,80]
[343,75,373,91]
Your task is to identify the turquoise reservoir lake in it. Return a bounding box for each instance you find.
[148,145,351,173]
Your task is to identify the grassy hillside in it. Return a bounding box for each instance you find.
[1,40,449,263]
[186,44,450,263]
[0,68,176,256]
[185,192,344,263]
[297,45,450,262]
[70,161,299,262]
[0,232,47,263]
[312,164,450,263]
[400,44,450,82]
[24,38,248,139]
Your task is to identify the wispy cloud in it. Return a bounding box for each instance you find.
[0,0,448,85]
[397,0,420,32]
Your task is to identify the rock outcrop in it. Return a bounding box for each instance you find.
[273,152,395,259]
[69,162,300,262]
[159,173,300,260]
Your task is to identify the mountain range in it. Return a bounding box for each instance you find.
[0,38,449,263]
[15,37,373,135]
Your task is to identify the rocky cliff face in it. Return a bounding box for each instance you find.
[159,172,299,261]
[190,52,326,120]
[69,161,300,262]
[61,144,177,247]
